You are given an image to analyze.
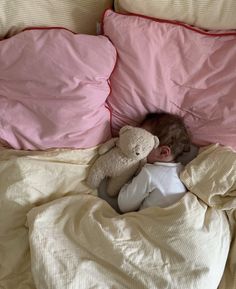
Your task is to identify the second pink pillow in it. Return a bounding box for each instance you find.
[103,10,236,150]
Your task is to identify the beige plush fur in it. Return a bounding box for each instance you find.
[86,125,159,197]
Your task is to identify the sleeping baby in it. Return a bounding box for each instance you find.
[118,112,192,213]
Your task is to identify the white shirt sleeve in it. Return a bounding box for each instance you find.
[118,167,151,213]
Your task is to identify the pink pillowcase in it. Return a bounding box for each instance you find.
[0,28,116,149]
[103,10,236,150]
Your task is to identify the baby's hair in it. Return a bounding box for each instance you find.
[141,112,191,159]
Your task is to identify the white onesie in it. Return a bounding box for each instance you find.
[118,162,186,213]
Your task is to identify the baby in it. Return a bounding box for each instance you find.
[118,112,191,213]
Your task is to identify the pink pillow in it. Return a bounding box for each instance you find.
[0,28,116,149]
[103,10,236,150]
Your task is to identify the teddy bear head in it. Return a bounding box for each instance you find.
[117,125,159,160]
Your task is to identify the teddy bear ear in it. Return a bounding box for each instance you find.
[154,136,160,148]
[119,125,133,135]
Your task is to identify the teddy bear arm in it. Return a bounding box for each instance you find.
[106,164,139,197]
[98,138,118,155]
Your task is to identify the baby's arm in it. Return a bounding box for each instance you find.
[118,167,150,213]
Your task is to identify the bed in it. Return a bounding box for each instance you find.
[0,1,236,289]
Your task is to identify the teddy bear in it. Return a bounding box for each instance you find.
[86,125,159,197]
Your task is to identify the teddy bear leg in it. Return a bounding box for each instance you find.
[106,172,132,197]
[107,176,124,197]
[86,168,105,189]
[107,164,140,197]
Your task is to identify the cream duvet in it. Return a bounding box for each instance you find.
[0,144,235,289]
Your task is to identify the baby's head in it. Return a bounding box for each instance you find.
[141,112,190,163]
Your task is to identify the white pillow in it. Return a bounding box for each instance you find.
[0,0,113,37]
[115,0,236,30]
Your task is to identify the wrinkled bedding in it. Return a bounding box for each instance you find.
[0,147,98,289]
[181,144,236,289]
[0,145,235,289]
[27,194,229,289]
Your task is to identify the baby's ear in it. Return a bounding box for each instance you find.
[119,125,133,135]
[153,136,160,148]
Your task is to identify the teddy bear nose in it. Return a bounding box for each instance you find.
[136,152,140,155]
